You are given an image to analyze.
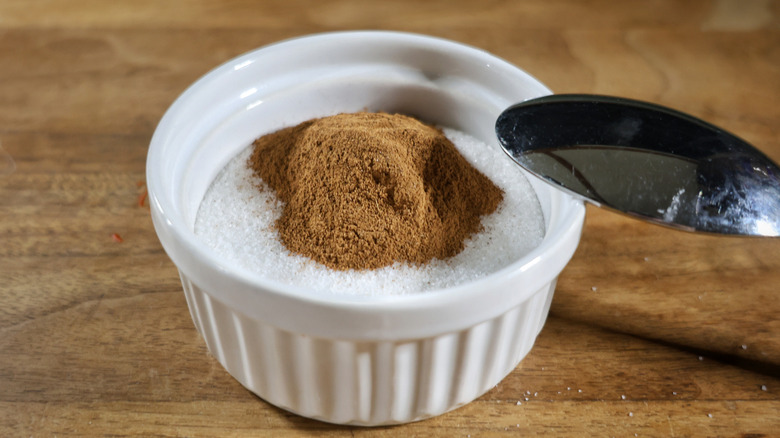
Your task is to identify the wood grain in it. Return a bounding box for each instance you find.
[1,0,778,436]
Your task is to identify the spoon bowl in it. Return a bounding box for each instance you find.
[496,94,780,236]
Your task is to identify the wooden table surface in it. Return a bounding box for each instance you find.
[1,1,778,436]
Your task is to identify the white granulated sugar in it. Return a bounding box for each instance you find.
[194,127,545,296]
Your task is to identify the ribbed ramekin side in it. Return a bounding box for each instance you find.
[178,273,556,426]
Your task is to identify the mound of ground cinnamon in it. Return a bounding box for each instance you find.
[248,112,503,271]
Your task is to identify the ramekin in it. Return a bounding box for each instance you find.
[147,31,586,426]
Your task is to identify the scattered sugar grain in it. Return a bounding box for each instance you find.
[195,128,545,296]
[761,385,767,391]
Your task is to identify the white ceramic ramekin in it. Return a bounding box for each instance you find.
[147,31,585,426]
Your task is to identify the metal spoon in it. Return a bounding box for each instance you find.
[495,94,780,236]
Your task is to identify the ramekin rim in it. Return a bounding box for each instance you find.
[147,30,585,313]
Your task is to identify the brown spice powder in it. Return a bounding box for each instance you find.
[248,112,503,271]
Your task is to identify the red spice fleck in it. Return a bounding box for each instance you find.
[138,189,148,207]
[111,233,124,243]
[136,179,149,209]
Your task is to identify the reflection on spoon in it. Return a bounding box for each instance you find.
[495,94,780,237]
